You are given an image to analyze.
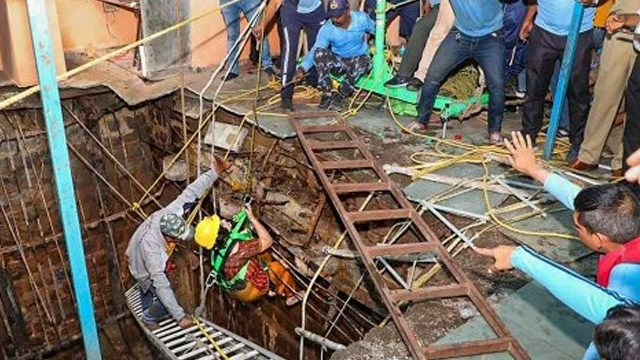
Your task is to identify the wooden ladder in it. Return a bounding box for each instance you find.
[289,111,530,360]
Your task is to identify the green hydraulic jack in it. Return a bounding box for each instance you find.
[353,0,489,119]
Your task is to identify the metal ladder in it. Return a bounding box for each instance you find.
[289,112,530,360]
[125,286,286,360]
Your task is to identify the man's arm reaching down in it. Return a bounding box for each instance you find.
[543,173,582,211]
[144,245,186,320]
[476,245,634,324]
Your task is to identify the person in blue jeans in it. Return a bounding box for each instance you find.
[407,0,506,145]
[220,0,277,81]
[485,131,640,360]
[503,0,532,99]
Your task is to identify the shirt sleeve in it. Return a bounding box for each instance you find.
[300,24,330,72]
[365,15,376,34]
[511,246,632,324]
[607,263,640,301]
[142,242,186,320]
[543,173,582,211]
[164,169,218,215]
[582,342,600,360]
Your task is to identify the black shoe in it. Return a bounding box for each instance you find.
[406,77,423,91]
[263,65,280,78]
[281,97,294,112]
[223,72,239,81]
[505,80,525,99]
[384,75,411,88]
[319,93,335,110]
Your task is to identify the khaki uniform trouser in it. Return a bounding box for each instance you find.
[578,34,637,170]
[414,0,455,81]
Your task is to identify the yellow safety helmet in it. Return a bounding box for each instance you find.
[195,215,221,250]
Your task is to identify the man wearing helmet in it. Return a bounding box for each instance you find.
[126,157,228,330]
[196,205,297,304]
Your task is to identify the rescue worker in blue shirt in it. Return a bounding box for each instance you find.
[475,245,635,332]
[294,0,376,111]
[479,131,640,360]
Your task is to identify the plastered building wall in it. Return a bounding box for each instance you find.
[189,0,281,69]
[0,0,404,86]
[55,0,138,54]
[0,0,67,87]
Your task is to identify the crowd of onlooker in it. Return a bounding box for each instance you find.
[222,0,640,176]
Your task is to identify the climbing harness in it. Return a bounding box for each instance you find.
[200,209,258,296]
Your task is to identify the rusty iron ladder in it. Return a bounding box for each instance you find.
[289,112,530,360]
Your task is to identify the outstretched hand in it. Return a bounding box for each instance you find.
[213,155,232,175]
[504,132,549,183]
[245,204,256,220]
[178,315,194,329]
[293,68,306,84]
[606,13,640,34]
[252,26,263,41]
[475,246,517,272]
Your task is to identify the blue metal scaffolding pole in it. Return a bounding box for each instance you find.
[543,2,585,160]
[24,1,102,359]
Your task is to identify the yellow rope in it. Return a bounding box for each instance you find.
[480,160,579,240]
[193,317,231,360]
[384,95,579,240]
